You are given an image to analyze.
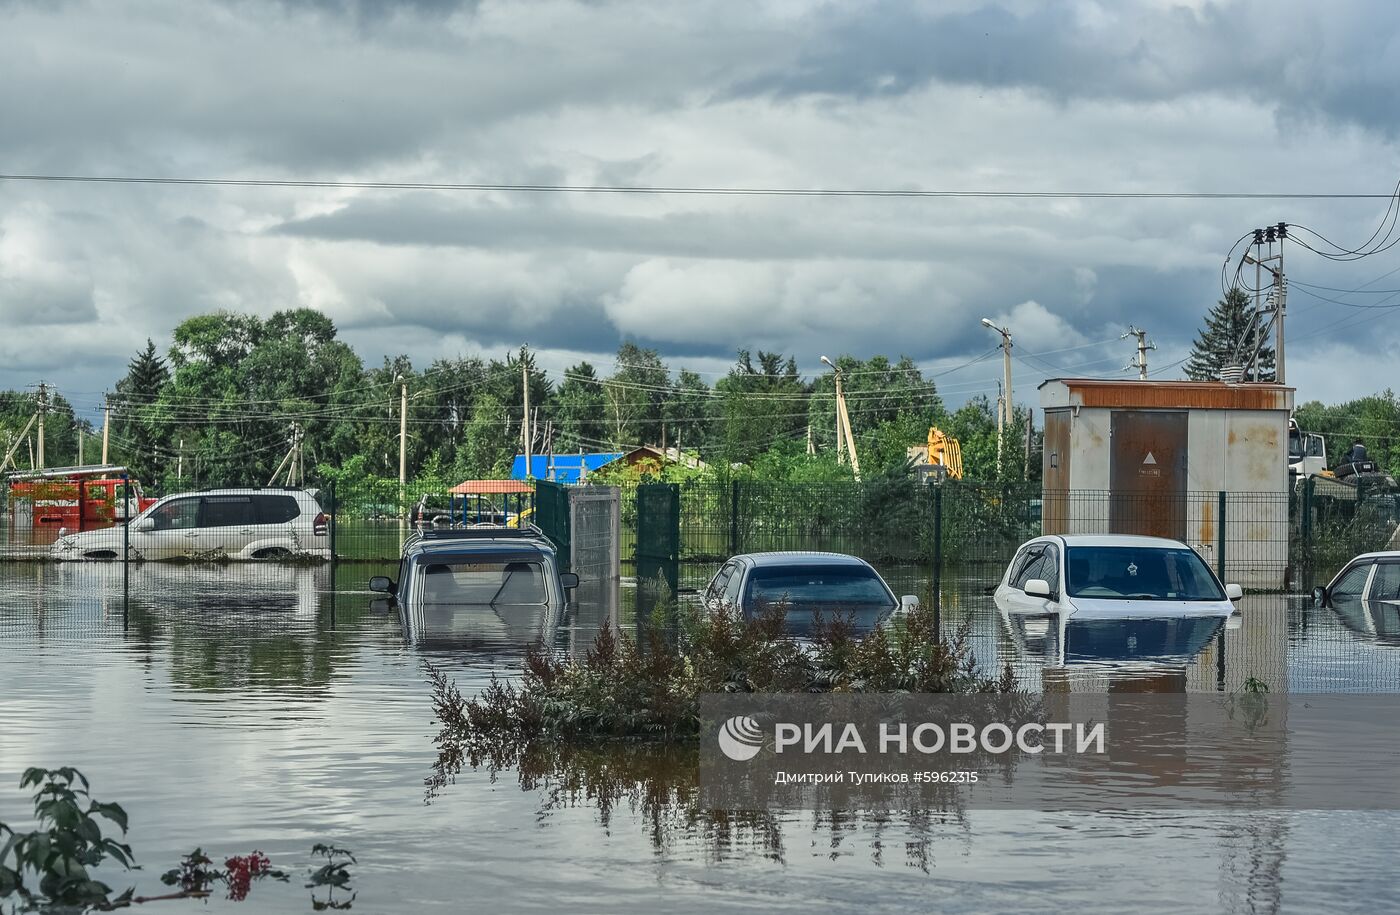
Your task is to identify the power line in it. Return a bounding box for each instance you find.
[2,173,1398,199]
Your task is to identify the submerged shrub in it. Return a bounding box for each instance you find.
[427,596,1016,779]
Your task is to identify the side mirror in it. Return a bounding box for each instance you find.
[899,595,920,613]
[1024,578,1052,599]
[134,518,155,533]
[559,572,580,590]
[369,576,395,594]
[1225,583,1244,601]
[1311,586,1328,607]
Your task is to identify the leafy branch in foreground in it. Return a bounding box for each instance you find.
[0,767,349,912]
[0,767,134,910]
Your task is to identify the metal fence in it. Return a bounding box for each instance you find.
[4,475,1396,602]
[623,479,1400,598]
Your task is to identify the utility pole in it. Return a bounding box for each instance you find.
[1242,223,1287,383]
[101,396,110,465]
[821,356,860,479]
[35,382,48,470]
[981,319,1013,478]
[177,438,184,482]
[522,352,532,477]
[1023,412,1033,482]
[78,427,85,466]
[1123,326,1156,380]
[397,374,408,511]
[806,424,815,456]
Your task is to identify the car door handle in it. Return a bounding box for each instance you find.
[239,528,253,535]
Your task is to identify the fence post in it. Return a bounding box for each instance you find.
[729,479,740,557]
[328,479,338,564]
[932,484,943,637]
[1301,477,1314,592]
[1216,490,1227,584]
[121,475,130,627]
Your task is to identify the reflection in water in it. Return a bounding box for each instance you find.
[1329,597,1400,647]
[1,566,1399,913]
[1000,609,1226,676]
[399,600,560,653]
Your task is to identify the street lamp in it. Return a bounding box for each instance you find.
[980,318,1013,478]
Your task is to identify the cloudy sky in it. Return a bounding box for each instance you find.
[4,0,1400,420]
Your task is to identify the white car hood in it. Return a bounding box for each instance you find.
[1065,595,1235,620]
[54,527,125,548]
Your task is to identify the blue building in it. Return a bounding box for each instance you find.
[510,453,623,483]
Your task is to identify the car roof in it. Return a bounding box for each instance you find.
[1045,534,1194,549]
[1343,551,1400,562]
[406,537,553,559]
[158,488,314,498]
[732,551,875,568]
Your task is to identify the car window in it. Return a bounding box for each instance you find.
[200,496,257,528]
[1332,562,1373,599]
[1066,546,1224,601]
[1370,563,1400,601]
[723,566,745,606]
[743,565,894,611]
[150,498,200,531]
[1006,546,1031,585]
[415,560,547,605]
[708,563,734,602]
[1011,546,1047,590]
[255,495,301,524]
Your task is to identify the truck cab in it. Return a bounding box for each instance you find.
[1288,418,1328,481]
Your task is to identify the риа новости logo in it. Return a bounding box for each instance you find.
[717,715,764,761]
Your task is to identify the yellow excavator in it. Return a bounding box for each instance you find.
[908,427,964,481]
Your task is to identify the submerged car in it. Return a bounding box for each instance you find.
[702,552,917,635]
[370,527,579,649]
[994,535,1242,619]
[51,487,330,561]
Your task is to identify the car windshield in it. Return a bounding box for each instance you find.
[414,559,547,605]
[744,564,894,611]
[1065,546,1224,601]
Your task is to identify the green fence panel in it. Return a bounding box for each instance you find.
[636,482,680,614]
[534,479,571,570]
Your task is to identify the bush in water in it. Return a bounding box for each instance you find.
[428,596,1017,756]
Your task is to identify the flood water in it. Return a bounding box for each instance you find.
[2,561,1399,913]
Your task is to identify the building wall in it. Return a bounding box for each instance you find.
[1042,395,1290,589]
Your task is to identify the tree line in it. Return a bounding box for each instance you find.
[0,309,1031,493]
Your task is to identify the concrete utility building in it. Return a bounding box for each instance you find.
[1038,379,1295,589]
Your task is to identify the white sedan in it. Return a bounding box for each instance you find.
[993,534,1242,620]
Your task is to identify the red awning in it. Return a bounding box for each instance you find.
[448,479,535,495]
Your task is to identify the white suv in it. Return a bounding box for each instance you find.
[51,488,330,561]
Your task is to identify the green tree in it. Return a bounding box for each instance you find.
[602,343,670,448]
[665,368,714,457]
[110,339,171,484]
[553,361,606,452]
[1186,288,1275,381]
[0,390,85,470]
[714,350,806,464]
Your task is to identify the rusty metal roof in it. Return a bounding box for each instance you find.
[1039,378,1294,411]
[448,479,535,495]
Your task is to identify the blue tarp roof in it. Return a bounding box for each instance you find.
[510,453,622,483]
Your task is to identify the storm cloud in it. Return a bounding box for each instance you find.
[2,0,1398,415]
